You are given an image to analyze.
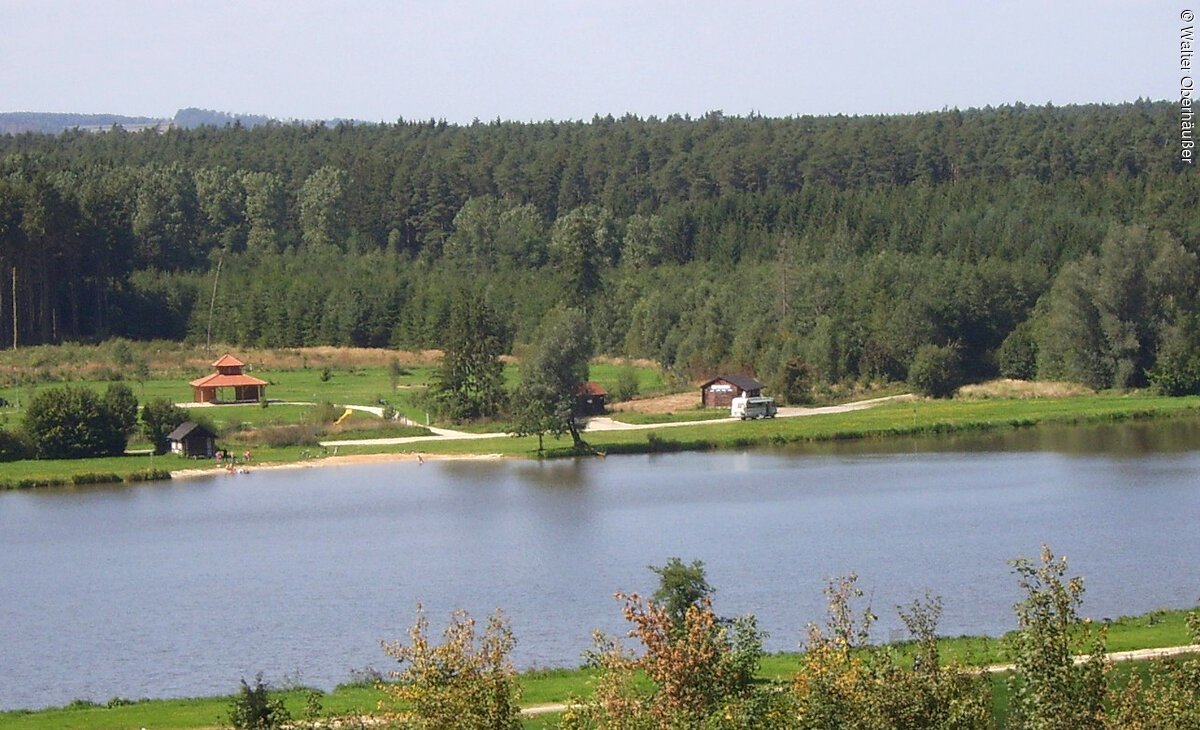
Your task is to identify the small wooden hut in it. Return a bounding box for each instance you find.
[167,421,217,458]
[575,381,607,416]
[699,374,764,408]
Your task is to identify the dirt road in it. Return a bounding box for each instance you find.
[317,394,915,447]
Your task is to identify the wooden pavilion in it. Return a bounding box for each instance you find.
[189,354,268,403]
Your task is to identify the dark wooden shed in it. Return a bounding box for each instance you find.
[699,374,764,408]
[167,421,217,458]
[575,381,607,416]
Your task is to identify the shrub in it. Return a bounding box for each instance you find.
[792,577,990,730]
[649,557,714,631]
[309,401,342,426]
[23,385,131,459]
[226,674,291,730]
[565,592,772,728]
[70,472,122,486]
[908,344,963,398]
[611,365,640,402]
[104,383,139,437]
[125,469,172,483]
[998,321,1038,380]
[380,605,521,729]
[256,425,320,448]
[1005,546,1108,730]
[388,358,408,390]
[0,428,33,462]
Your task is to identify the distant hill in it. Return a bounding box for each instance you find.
[0,112,167,135]
[171,107,274,129]
[0,108,280,135]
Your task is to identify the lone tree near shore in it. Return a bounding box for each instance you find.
[512,307,592,452]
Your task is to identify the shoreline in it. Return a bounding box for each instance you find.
[6,392,1200,491]
[169,450,512,480]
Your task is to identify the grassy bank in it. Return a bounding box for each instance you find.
[1,607,1193,730]
[398,391,1200,460]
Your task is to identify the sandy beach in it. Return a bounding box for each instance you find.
[169,451,511,480]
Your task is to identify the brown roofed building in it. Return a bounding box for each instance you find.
[699,374,763,408]
[189,354,268,403]
[575,381,607,416]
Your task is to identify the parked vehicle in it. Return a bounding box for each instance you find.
[731,395,777,419]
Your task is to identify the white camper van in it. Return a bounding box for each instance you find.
[731,395,777,420]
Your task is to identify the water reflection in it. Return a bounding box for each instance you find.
[777,419,1200,458]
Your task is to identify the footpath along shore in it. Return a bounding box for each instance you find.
[316,393,917,446]
[516,643,1200,718]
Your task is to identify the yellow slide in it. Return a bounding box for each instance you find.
[334,408,354,426]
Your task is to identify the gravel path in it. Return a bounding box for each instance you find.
[318,393,916,447]
[518,643,1200,717]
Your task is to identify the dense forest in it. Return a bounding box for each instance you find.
[0,100,1197,395]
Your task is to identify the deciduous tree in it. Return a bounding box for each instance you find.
[141,397,189,455]
[512,307,592,451]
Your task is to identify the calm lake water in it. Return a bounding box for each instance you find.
[2,420,1200,710]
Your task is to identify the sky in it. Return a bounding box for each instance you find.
[0,0,1182,123]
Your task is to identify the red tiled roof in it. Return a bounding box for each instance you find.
[189,373,269,388]
[577,381,607,396]
[211,354,246,368]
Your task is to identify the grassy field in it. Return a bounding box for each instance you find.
[1,606,1193,730]
[0,345,666,413]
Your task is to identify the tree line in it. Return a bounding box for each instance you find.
[1,101,1197,395]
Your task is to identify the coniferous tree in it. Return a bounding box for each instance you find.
[430,293,507,422]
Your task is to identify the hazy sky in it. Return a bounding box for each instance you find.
[0,1,1180,123]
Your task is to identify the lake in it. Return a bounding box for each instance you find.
[2,419,1199,710]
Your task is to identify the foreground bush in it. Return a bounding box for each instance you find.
[226,674,290,730]
[381,605,521,729]
[1005,547,1108,729]
[792,577,991,730]
[377,549,1200,729]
